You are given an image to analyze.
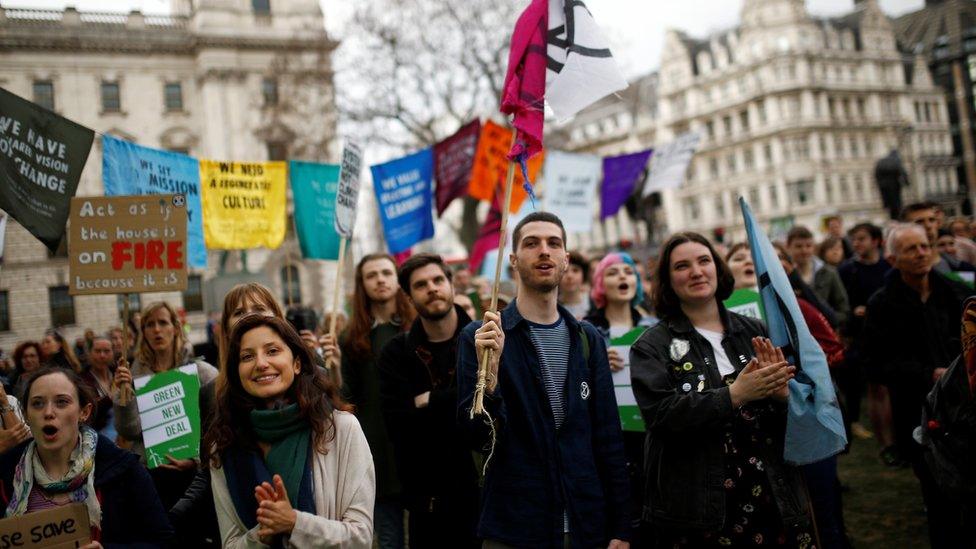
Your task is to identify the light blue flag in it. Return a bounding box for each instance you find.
[289,160,342,260]
[102,134,206,268]
[739,197,847,465]
[371,148,435,254]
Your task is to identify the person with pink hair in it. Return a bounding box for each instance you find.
[583,251,657,547]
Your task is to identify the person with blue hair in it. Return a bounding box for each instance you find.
[584,251,657,547]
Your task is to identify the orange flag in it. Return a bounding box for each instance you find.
[469,120,544,213]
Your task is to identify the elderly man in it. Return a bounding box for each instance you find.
[863,223,972,548]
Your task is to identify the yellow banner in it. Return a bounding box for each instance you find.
[199,160,287,250]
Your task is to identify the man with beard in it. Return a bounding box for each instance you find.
[378,253,479,548]
[458,212,631,549]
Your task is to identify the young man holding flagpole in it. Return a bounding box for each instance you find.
[458,212,631,548]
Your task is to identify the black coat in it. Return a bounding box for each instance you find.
[457,302,631,548]
[629,307,811,532]
[0,434,173,548]
[377,305,479,507]
[864,270,972,456]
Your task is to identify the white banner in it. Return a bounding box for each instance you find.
[0,212,7,264]
[334,141,363,238]
[643,132,701,196]
[541,151,601,233]
[546,0,628,119]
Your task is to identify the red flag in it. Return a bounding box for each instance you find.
[433,120,481,216]
[469,195,503,273]
[500,0,547,161]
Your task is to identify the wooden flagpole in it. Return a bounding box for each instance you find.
[470,131,519,418]
[118,293,134,406]
[326,236,348,370]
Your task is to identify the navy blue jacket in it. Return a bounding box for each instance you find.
[457,301,630,548]
[0,435,173,548]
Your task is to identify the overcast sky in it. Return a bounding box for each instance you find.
[3,0,926,76]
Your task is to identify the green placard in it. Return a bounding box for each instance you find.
[944,270,976,288]
[724,288,765,321]
[134,364,202,468]
[610,326,649,432]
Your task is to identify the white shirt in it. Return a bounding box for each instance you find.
[694,327,736,377]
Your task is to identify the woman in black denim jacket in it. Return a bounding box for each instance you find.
[630,232,814,548]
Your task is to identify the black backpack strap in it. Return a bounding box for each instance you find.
[579,325,590,365]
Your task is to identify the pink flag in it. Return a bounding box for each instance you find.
[500,0,547,161]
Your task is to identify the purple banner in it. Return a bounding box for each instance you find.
[433,119,481,216]
[600,149,653,220]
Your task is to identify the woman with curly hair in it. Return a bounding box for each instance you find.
[206,314,374,548]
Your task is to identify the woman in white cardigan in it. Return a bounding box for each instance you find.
[205,313,375,548]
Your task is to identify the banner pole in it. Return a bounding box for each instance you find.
[119,293,133,406]
[471,131,519,418]
[326,236,348,370]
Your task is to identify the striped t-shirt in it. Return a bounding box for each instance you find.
[527,317,571,428]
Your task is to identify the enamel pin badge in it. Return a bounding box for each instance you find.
[580,382,590,400]
[669,339,690,362]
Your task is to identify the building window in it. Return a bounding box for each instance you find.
[101,81,121,112]
[116,294,142,320]
[739,110,750,132]
[709,158,719,178]
[713,194,726,219]
[183,274,204,312]
[267,142,288,161]
[49,286,75,327]
[769,184,779,207]
[0,291,9,332]
[253,0,271,14]
[789,180,814,205]
[281,265,301,305]
[748,187,761,209]
[683,197,700,222]
[262,77,278,106]
[164,82,184,111]
[33,80,54,110]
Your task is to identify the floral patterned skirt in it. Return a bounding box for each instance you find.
[663,399,816,548]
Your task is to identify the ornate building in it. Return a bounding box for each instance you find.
[0,0,340,349]
[894,0,976,214]
[557,0,957,248]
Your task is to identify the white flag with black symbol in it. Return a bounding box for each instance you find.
[545,0,628,119]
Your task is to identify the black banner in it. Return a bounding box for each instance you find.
[0,87,95,251]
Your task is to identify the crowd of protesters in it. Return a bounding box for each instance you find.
[0,202,972,548]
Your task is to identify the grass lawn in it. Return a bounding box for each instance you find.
[837,435,928,547]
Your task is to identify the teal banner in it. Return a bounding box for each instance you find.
[289,160,342,260]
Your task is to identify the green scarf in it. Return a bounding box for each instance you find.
[249,403,311,509]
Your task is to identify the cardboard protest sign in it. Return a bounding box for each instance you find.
[0,502,90,549]
[724,288,765,321]
[540,151,601,233]
[290,160,342,260]
[199,160,287,250]
[610,326,649,432]
[134,364,202,468]
[371,148,435,254]
[433,120,480,216]
[68,195,187,296]
[102,134,206,268]
[334,142,363,239]
[468,120,544,213]
[0,87,95,252]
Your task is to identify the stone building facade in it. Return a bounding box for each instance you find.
[556,0,958,248]
[0,0,341,350]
